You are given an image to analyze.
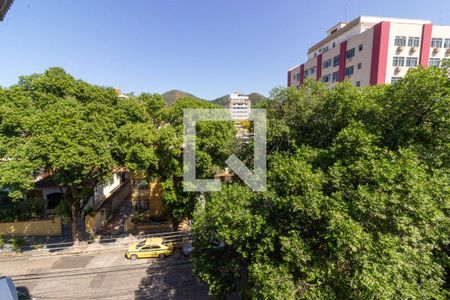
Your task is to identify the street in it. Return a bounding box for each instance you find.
[0,249,210,300]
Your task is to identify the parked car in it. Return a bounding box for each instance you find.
[0,276,33,300]
[125,238,173,260]
[182,240,193,257]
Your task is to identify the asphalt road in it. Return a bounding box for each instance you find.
[0,249,210,300]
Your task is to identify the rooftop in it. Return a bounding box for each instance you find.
[308,16,432,54]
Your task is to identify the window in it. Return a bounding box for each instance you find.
[346,48,355,59]
[344,66,354,77]
[393,56,405,67]
[444,39,450,48]
[407,37,420,47]
[322,46,329,53]
[395,36,406,47]
[391,77,402,84]
[431,38,443,48]
[303,71,308,78]
[322,74,331,83]
[357,63,362,70]
[356,81,361,87]
[442,58,450,67]
[333,55,340,66]
[309,67,316,75]
[429,58,441,67]
[406,57,417,67]
[358,44,363,51]
[323,58,332,69]
[332,71,339,82]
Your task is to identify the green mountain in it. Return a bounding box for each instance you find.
[161,90,200,105]
[161,90,268,107]
[211,92,267,107]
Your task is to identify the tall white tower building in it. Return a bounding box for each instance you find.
[226,92,251,120]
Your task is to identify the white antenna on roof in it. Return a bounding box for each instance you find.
[344,1,348,22]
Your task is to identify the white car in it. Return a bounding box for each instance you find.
[0,276,32,300]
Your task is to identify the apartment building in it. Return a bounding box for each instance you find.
[287,16,450,88]
[226,92,251,120]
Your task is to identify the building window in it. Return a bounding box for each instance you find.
[444,39,450,49]
[429,58,441,67]
[442,58,450,67]
[356,81,361,87]
[358,44,363,51]
[322,74,331,83]
[393,56,405,67]
[332,71,339,82]
[346,48,355,59]
[357,63,362,70]
[303,71,308,78]
[431,38,443,48]
[406,57,418,67]
[333,55,340,66]
[344,66,354,77]
[323,58,332,69]
[394,36,406,47]
[391,76,402,84]
[407,37,420,47]
[310,66,316,75]
[322,46,329,53]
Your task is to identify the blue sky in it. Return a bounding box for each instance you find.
[1,0,450,100]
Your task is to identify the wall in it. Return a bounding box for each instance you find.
[149,181,164,218]
[429,25,450,62]
[346,26,374,86]
[86,179,131,233]
[0,218,62,236]
[124,217,172,234]
[93,173,122,207]
[385,22,424,82]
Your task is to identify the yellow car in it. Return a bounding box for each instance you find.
[125,237,173,260]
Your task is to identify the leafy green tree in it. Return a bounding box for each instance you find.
[192,67,450,299]
[1,68,135,241]
[157,97,236,228]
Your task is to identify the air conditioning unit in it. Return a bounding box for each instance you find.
[394,66,402,73]
[410,47,417,52]
[446,48,450,55]
[397,46,404,52]
[433,48,440,53]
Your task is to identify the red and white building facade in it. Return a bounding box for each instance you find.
[287,16,450,88]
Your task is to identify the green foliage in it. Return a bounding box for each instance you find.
[192,67,450,299]
[0,67,158,240]
[8,237,25,252]
[156,96,236,227]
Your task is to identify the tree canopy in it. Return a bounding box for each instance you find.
[192,66,450,299]
[0,67,236,240]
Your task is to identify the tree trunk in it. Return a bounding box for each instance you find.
[71,206,83,242]
[171,218,180,232]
